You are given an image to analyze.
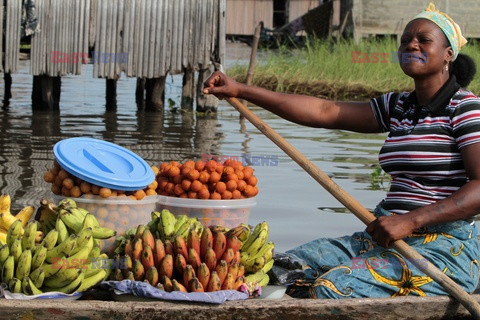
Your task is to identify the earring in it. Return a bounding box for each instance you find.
[445,65,449,72]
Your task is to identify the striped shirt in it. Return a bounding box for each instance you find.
[370,88,480,214]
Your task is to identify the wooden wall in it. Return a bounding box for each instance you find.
[352,0,480,40]
[225,0,273,35]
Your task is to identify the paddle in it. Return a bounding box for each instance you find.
[225,96,480,319]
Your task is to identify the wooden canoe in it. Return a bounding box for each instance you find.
[1,292,479,320]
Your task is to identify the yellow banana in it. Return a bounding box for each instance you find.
[0,230,6,244]
[0,194,11,214]
[173,214,189,234]
[244,270,269,287]
[14,206,35,228]
[15,249,32,281]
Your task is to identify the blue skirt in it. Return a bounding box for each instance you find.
[285,204,480,298]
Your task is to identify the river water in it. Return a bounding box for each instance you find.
[0,43,388,252]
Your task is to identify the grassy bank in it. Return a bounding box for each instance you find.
[228,38,480,101]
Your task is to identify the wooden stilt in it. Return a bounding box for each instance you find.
[181,68,195,110]
[136,77,146,109]
[106,78,117,110]
[145,76,165,111]
[3,73,12,103]
[196,67,218,113]
[32,75,61,110]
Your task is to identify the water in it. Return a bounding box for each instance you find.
[0,43,388,252]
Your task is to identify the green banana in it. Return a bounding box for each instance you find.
[21,221,37,251]
[173,215,189,234]
[0,244,9,266]
[89,246,101,259]
[85,253,109,277]
[55,218,69,244]
[36,199,58,234]
[29,267,45,288]
[58,208,84,234]
[10,239,22,264]
[73,207,89,219]
[45,271,85,294]
[91,226,116,239]
[241,222,267,252]
[69,228,93,256]
[244,228,269,256]
[82,214,100,229]
[8,277,22,293]
[226,223,251,243]
[244,256,266,273]
[261,258,274,274]
[158,209,176,241]
[32,244,47,269]
[174,219,193,240]
[15,249,32,281]
[77,269,107,293]
[42,229,59,250]
[192,220,204,236]
[22,276,43,295]
[42,262,61,278]
[58,198,77,208]
[2,255,15,284]
[151,211,161,220]
[6,220,23,250]
[45,234,77,263]
[43,267,83,289]
[244,270,270,287]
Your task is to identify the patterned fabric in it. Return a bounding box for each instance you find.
[285,205,480,298]
[369,86,480,214]
[413,2,466,60]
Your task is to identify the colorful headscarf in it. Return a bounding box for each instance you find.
[413,2,466,60]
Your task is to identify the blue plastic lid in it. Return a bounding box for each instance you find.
[53,137,155,191]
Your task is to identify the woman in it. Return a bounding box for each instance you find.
[203,3,480,298]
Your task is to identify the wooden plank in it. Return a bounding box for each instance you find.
[115,0,124,77]
[93,0,101,77]
[157,0,167,76]
[164,0,173,74]
[176,0,185,73]
[76,0,86,74]
[108,0,118,79]
[84,0,91,70]
[99,0,108,77]
[153,0,163,77]
[126,0,135,76]
[122,0,131,76]
[142,0,151,78]
[147,0,156,79]
[218,0,226,67]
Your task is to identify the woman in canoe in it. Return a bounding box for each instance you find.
[203,2,480,298]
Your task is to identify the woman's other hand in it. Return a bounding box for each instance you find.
[366,215,417,248]
[203,71,241,100]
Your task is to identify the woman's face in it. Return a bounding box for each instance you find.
[398,19,453,79]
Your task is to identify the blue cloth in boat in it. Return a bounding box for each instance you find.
[99,280,249,304]
[285,204,480,298]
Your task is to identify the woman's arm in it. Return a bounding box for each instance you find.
[203,71,381,133]
[366,142,480,248]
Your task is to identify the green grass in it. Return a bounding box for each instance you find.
[228,38,480,100]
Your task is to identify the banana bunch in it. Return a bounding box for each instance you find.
[0,194,36,244]
[0,198,116,295]
[111,222,246,292]
[239,221,274,288]
[150,210,204,242]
